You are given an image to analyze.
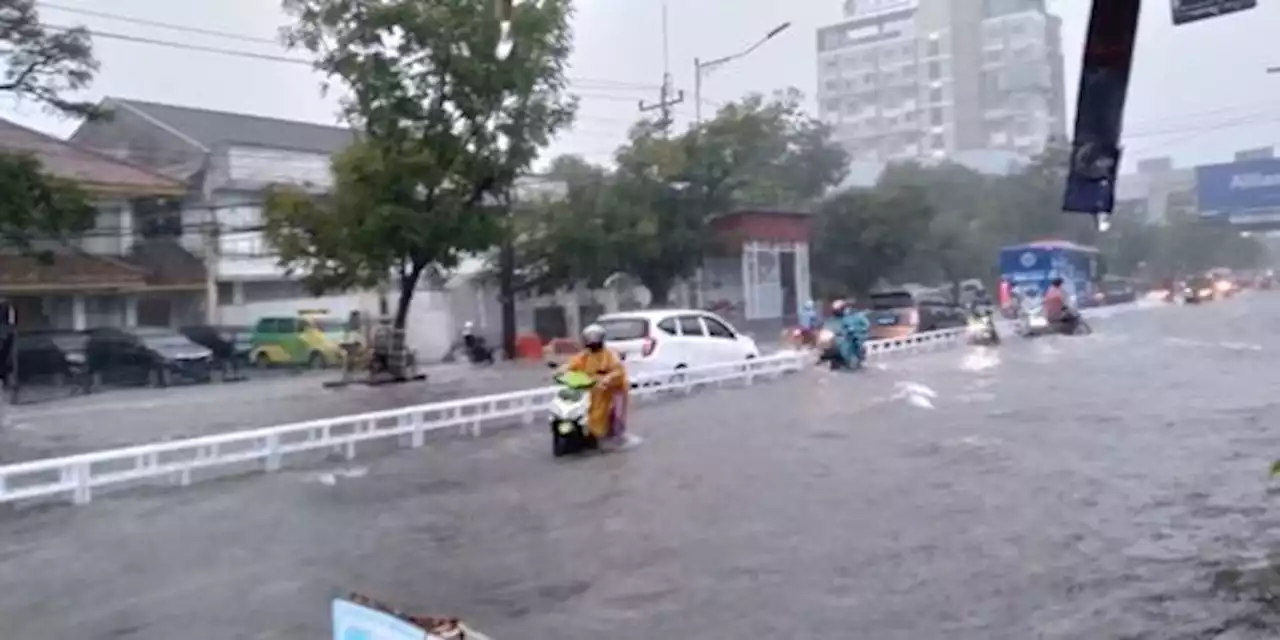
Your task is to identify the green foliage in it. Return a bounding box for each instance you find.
[508,155,614,293]
[0,152,95,252]
[269,0,577,326]
[0,0,100,119]
[809,139,1271,296]
[0,1,101,251]
[514,90,848,304]
[810,184,933,298]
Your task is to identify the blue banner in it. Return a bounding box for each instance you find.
[332,599,426,640]
[1062,0,1139,215]
[1172,0,1256,25]
[1195,158,1280,219]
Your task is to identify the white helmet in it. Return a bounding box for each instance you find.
[581,323,606,345]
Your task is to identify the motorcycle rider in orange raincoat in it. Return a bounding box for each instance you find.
[560,323,632,448]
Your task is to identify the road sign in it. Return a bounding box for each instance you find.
[1172,0,1257,25]
[332,599,427,640]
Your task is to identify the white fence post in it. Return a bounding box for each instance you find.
[264,434,282,472]
[71,463,91,505]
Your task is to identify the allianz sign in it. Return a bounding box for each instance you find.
[1229,173,1280,190]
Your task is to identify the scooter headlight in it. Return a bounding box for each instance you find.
[557,388,584,402]
[556,420,577,435]
[1028,315,1048,328]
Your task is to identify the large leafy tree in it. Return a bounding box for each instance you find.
[0,154,95,252]
[810,184,934,298]
[265,0,577,328]
[547,91,848,305]
[507,154,615,293]
[1,0,98,118]
[0,0,100,251]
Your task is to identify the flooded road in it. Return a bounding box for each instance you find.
[2,293,1280,639]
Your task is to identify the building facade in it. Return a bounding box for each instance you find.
[1114,157,1196,225]
[69,98,381,327]
[0,117,203,330]
[816,0,1066,164]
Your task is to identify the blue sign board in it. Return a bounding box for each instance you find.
[332,599,426,640]
[1062,0,1139,215]
[1195,158,1280,223]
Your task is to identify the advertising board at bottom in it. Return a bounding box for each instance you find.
[333,598,493,640]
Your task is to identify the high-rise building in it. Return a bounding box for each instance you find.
[816,0,1066,164]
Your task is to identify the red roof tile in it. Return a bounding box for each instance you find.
[0,252,146,292]
[0,118,185,196]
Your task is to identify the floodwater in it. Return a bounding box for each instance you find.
[2,294,1280,639]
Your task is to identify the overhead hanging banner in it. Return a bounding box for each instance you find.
[1062,0,1140,215]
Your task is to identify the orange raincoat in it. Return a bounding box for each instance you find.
[563,347,629,439]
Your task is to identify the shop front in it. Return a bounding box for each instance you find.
[703,209,812,336]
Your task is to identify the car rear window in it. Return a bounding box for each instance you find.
[869,292,915,309]
[599,318,649,341]
[868,309,903,325]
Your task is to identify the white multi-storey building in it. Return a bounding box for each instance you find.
[816,0,1067,164]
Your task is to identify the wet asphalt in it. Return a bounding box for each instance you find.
[3,293,1280,639]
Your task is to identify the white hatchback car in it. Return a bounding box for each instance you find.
[594,309,761,382]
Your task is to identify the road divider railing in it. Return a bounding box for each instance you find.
[0,327,969,507]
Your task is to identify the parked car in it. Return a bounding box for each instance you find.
[181,324,251,365]
[593,309,760,383]
[864,289,967,340]
[86,327,215,387]
[249,315,349,368]
[14,330,90,389]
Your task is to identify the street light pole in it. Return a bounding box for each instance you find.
[693,21,791,126]
[694,56,703,125]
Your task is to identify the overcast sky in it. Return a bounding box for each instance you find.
[4,0,1280,172]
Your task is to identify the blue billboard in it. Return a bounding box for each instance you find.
[1195,158,1280,224]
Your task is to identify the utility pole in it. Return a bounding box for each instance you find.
[200,159,220,325]
[638,1,684,134]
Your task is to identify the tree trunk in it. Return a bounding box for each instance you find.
[385,265,425,381]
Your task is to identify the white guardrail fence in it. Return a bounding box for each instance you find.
[0,327,969,506]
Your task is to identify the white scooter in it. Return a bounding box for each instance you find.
[546,367,599,457]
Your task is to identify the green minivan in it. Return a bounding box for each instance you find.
[249,315,348,368]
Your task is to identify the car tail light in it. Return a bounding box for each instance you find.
[641,337,657,357]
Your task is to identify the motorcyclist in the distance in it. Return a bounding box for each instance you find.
[1043,277,1081,334]
[796,299,821,347]
[831,298,870,368]
[558,323,634,449]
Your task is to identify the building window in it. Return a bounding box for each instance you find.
[928,61,942,80]
[929,86,943,103]
[930,108,944,126]
[927,38,941,58]
[85,295,126,329]
[930,134,945,149]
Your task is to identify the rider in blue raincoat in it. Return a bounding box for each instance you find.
[799,299,820,331]
[832,299,870,367]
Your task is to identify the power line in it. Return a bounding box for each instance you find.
[36,10,659,92]
[38,2,279,45]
